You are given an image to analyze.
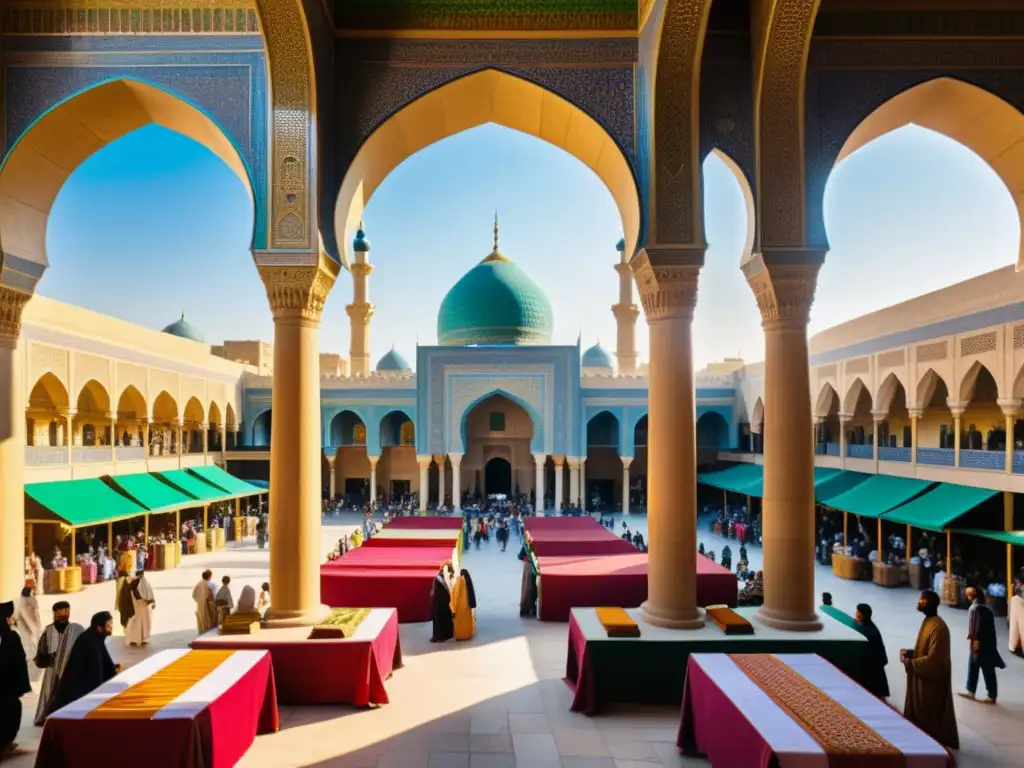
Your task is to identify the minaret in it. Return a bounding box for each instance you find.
[612,237,639,373]
[346,223,375,376]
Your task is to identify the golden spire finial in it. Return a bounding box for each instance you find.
[493,210,499,253]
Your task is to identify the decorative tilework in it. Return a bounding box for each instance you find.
[332,0,637,31]
[3,39,269,248]
[4,3,260,35]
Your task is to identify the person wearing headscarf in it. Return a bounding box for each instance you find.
[192,569,217,634]
[854,603,889,699]
[0,601,31,759]
[450,568,477,641]
[430,564,455,643]
[901,590,958,749]
[236,584,258,615]
[33,600,84,725]
[55,612,118,711]
[117,572,135,634]
[125,570,155,646]
[13,587,41,682]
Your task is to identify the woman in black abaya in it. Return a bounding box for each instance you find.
[430,565,455,642]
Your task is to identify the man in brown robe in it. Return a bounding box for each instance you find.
[901,589,959,749]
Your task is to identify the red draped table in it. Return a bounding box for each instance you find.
[192,608,402,706]
[384,516,463,529]
[678,653,953,768]
[36,649,278,768]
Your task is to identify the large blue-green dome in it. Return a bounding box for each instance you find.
[437,229,553,346]
[161,312,205,343]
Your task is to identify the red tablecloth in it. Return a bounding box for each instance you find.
[529,531,638,556]
[36,649,278,768]
[322,545,453,569]
[677,653,953,767]
[193,608,402,706]
[538,553,737,621]
[79,562,98,584]
[385,516,463,529]
[525,517,602,534]
[362,534,461,549]
[320,567,437,622]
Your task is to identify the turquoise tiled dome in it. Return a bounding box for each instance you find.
[353,223,371,253]
[582,342,614,369]
[161,312,205,343]
[377,346,411,372]
[437,250,554,346]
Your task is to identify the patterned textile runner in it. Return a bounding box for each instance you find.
[311,607,372,638]
[730,654,901,758]
[87,650,235,720]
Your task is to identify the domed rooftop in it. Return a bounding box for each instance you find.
[353,222,371,253]
[437,215,554,346]
[377,346,411,373]
[161,311,205,343]
[582,341,614,369]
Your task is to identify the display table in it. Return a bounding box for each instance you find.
[385,516,463,530]
[46,567,82,593]
[871,562,905,588]
[565,608,867,715]
[677,653,952,767]
[193,608,402,706]
[36,649,278,768]
[909,562,925,590]
[79,562,98,585]
[320,567,437,622]
[832,553,867,580]
[527,529,638,557]
[362,528,462,549]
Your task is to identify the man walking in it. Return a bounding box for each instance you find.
[958,586,1005,704]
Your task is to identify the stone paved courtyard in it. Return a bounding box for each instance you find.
[9,512,1024,767]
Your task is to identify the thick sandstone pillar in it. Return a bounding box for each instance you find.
[449,453,463,512]
[744,254,823,631]
[259,256,337,627]
[621,456,632,516]
[0,287,29,601]
[633,249,704,629]
[417,455,431,511]
[553,456,564,512]
[533,452,546,511]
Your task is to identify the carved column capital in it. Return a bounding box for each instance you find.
[0,286,32,341]
[255,253,339,324]
[630,246,703,322]
[742,250,824,329]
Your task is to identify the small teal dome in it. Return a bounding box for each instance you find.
[582,342,614,369]
[353,223,370,253]
[437,217,553,346]
[161,312,205,343]
[615,238,626,252]
[377,347,411,372]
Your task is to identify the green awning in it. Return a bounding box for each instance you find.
[815,471,871,503]
[824,475,934,519]
[882,484,1000,532]
[956,529,1024,546]
[107,473,200,514]
[155,470,232,503]
[820,604,858,630]
[187,466,264,497]
[698,464,762,493]
[25,479,147,528]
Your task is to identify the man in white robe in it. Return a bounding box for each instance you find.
[125,571,155,646]
[13,588,42,682]
[33,602,84,725]
[192,569,217,635]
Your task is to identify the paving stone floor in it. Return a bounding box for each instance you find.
[8,512,1023,767]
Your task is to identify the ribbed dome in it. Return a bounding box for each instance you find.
[436,217,553,346]
[161,312,205,343]
[582,342,614,369]
[377,347,411,372]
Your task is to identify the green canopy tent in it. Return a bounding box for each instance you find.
[823,475,935,553]
[955,528,1024,600]
[186,465,265,498]
[107,472,207,545]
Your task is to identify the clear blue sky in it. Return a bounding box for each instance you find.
[43,121,1019,370]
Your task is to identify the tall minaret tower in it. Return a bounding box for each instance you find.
[346,223,375,376]
[612,238,639,373]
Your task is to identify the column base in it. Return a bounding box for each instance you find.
[753,606,823,632]
[263,603,330,629]
[640,601,705,630]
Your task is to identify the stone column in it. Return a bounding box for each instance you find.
[998,399,1020,474]
[417,455,431,512]
[744,254,823,631]
[142,419,151,458]
[908,409,921,468]
[327,455,337,500]
[812,417,822,453]
[567,457,580,507]
[175,418,184,463]
[220,425,227,458]
[65,409,76,465]
[633,248,704,629]
[200,421,209,455]
[838,414,850,467]
[621,456,633,516]
[433,455,446,506]
[948,400,966,467]
[871,410,887,472]
[448,453,463,512]
[532,452,546,511]
[109,412,117,462]
[258,255,338,627]
[368,455,379,506]
[579,458,587,511]
[0,287,30,601]
[553,456,564,512]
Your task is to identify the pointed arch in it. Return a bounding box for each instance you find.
[696,411,730,449]
[183,396,205,424]
[379,409,414,449]
[875,373,907,415]
[28,372,69,412]
[0,78,255,275]
[225,403,238,430]
[330,410,366,447]
[208,401,223,428]
[842,378,872,416]
[959,361,1000,404]
[837,77,1024,269]
[917,368,950,409]
[750,397,764,429]
[75,379,111,415]
[586,411,621,449]
[813,383,838,419]
[708,148,756,265]
[115,385,146,421]
[152,391,178,421]
[1014,363,1024,401]
[459,390,539,454]
[335,68,641,265]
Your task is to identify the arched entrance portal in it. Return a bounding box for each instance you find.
[484,458,513,498]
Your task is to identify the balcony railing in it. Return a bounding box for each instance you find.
[1014,451,1024,474]
[825,443,840,457]
[917,448,954,467]
[116,446,146,462]
[846,444,873,459]
[958,449,1005,472]
[878,447,910,463]
[25,446,68,466]
[72,446,113,464]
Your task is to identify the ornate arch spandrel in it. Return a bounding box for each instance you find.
[751,0,823,250]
